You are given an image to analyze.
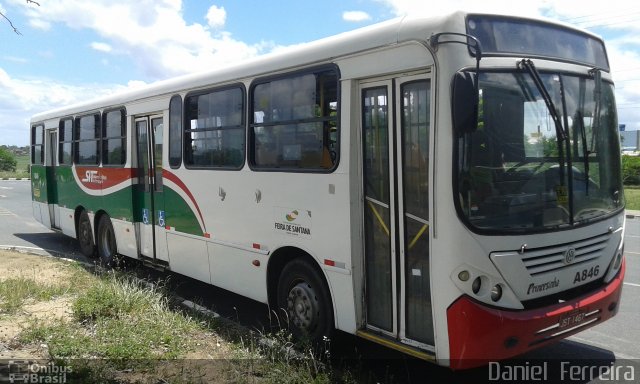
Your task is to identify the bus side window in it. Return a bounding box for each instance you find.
[250,66,339,171]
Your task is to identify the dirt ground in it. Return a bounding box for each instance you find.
[0,250,73,360]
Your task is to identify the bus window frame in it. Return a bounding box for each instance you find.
[74,112,102,166]
[169,94,183,169]
[183,83,247,171]
[31,124,45,165]
[58,117,74,166]
[101,107,127,167]
[248,64,341,174]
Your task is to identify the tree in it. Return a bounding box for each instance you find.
[1,0,40,35]
[0,147,17,172]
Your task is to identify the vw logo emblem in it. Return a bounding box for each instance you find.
[564,248,576,265]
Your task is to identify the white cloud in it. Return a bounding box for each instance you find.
[0,67,129,145]
[0,0,282,145]
[90,42,112,53]
[11,0,274,80]
[206,5,226,29]
[3,56,28,64]
[343,11,371,22]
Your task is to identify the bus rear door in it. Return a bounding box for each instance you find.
[134,115,169,263]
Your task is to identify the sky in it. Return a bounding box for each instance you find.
[1,0,639,146]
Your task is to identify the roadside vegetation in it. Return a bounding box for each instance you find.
[625,187,640,211]
[0,250,354,383]
[0,150,29,179]
[623,155,640,210]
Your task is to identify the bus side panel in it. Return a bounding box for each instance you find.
[209,243,268,304]
[167,232,211,284]
[58,206,76,238]
[31,164,48,227]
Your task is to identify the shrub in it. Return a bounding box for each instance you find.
[622,155,640,185]
[0,147,17,172]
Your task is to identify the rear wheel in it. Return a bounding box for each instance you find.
[77,210,95,258]
[277,259,334,343]
[97,215,118,267]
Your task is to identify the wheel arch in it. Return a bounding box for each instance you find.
[266,246,336,325]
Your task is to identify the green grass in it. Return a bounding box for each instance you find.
[12,265,343,382]
[0,277,69,314]
[19,273,201,361]
[625,186,640,211]
[71,274,199,360]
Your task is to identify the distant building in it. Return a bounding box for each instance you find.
[620,130,639,152]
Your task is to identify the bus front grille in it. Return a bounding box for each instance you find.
[521,233,610,276]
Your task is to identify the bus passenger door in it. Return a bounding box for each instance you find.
[46,129,60,229]
[360,74,434,350]
[134,115,169,262]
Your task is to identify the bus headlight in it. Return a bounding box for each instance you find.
[450,264,523,310]
[491,284,503,302]
[472,277,482,294]
[603,240,624,284]
[613,250,623,271]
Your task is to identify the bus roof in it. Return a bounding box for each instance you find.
[30,10,605,123]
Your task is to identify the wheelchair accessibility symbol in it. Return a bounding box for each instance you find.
[142,208,149,225]
[158,210,165,227]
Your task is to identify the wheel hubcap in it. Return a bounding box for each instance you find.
[287,282,319,330]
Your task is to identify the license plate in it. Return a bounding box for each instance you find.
[558,309,587,330]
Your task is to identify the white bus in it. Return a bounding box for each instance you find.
[30,11,626,369]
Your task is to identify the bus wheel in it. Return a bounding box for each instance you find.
[77,210,95,258]
[97,215,118,267]
[277,259,334,343]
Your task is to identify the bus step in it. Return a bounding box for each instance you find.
[140,255,170,271]
[356,330,436,362]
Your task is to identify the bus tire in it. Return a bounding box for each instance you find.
[77,210,95,258]
[97,215,118,267]
[277,258,334,343]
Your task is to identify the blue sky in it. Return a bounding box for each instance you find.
[1,0,639,146]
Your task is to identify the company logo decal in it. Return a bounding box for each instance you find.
[81,170,106,184]
[285,210,299,222]
[527,277,560,295]
[564,248,576,265]
[274,207,311,238]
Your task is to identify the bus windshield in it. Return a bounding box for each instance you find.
[456,70,624,233]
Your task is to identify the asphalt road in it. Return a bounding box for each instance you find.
[1,179,639,383]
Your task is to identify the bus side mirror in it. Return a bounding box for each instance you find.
[452,72,479,136]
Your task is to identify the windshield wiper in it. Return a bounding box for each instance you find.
[588,68,602,154]
[576,110,590,195]
[517,59,567,182]
[518,59,567,141]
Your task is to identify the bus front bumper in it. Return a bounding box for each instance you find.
[446,259,625,370]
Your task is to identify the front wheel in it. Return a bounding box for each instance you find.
[277,259,334,343]
[77,210,95,258]
[97,215,119,267]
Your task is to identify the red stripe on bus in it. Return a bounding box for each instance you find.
[75,166,136,190]
[162,169,207,233]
